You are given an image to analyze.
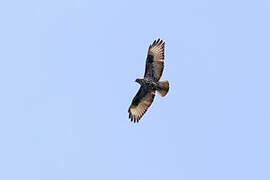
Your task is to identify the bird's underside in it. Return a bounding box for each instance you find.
[128,39,169,123]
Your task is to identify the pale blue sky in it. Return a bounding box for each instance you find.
[0,0,269,179]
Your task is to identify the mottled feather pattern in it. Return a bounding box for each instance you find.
[145,38,165,82]
[129,91,155,123]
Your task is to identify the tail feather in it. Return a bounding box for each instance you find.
[157,80,169,97]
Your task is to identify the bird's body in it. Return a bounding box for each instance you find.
[128,39,169,123]
[135,78,159,90]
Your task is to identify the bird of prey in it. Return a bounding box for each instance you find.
[128,39,169,123]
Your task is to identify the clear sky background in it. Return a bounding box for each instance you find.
[0,0,269,180]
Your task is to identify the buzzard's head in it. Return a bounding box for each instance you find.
[135,78,144,85]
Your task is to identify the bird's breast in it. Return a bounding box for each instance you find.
[142,80,158,90]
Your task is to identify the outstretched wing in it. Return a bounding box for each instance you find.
[128,87,155,123]
[144,39,165,82]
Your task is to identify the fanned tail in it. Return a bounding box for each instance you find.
[157,80,169,97]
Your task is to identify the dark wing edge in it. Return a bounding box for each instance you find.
[128,87,155,123]
[144,38,165,82]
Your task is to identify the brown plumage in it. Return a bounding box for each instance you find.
[128,39,169,123]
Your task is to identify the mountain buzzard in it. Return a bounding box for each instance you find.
[128,39,169,123]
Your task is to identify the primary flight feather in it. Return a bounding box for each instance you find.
[128,39,170,123]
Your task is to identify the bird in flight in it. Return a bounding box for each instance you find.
[128,39,169,123]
